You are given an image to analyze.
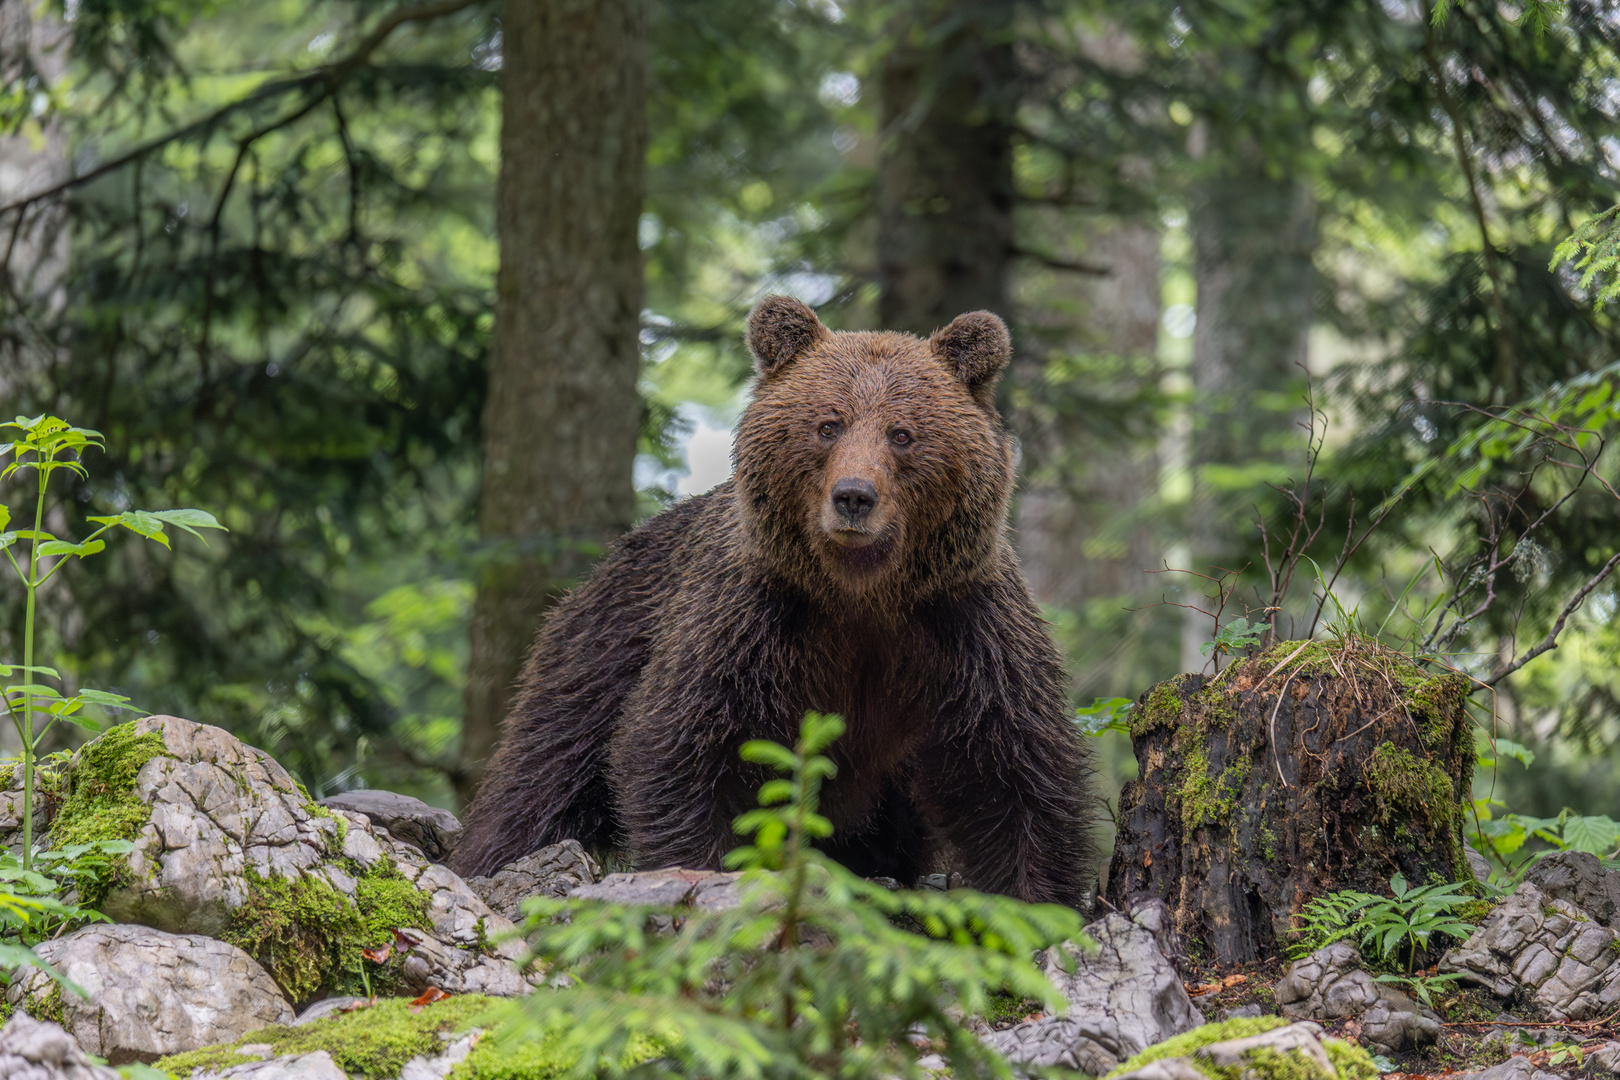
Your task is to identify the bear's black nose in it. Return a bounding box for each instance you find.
[831,478,878,524]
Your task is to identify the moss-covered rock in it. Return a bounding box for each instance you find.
[1106,1017,1378,1080]
[153,996,661,1080]
[38,715,527,1004]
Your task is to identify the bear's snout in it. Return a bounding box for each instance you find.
[831,477,878,525]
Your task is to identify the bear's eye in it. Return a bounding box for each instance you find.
[818,421,840,440]
[890,429,912,447]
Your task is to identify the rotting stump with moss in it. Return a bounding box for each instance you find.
[1107,637,1475,965]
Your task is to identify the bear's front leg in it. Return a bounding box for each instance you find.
[910,582,1100,908]
[608,591,799,871]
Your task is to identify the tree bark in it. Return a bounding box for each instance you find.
[1181,165,1315,671]
[1106,639,1475,965]
[876,0,1018,335]
[459,0,649,806]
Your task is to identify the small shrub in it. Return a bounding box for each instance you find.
[488,711,1095,1080]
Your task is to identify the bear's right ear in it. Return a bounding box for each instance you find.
[746,295,829,376]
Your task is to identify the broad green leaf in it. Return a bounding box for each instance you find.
[36,539,106,559]
[0,506,8,530]
[74,688,137,709]
[3,684,62,699]
[86,511,169,547]
[148,508,227,541]
[0,664,59,679]
[1560,815,1620,855]
[10,530,55,541]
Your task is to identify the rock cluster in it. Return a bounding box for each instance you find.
[6,924,293,1064]
[319,791,462,864]
[1273,941,1440,1053]
[463,840,602,922]
[983,900,1204,1075]
[1440,853,1620,1020]
[1109,1021,1347,1080]
[0,1013,120,1080]
[0,716,560,1069]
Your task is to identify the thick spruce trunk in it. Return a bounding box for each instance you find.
[1105,639,1475,965]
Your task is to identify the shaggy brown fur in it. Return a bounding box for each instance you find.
[454,296,1098,906]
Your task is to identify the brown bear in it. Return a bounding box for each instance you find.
[454,296,1098,906]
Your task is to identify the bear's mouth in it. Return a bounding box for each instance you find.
[823,529,894,575]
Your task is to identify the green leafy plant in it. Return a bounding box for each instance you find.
[1371,971,1467,1010]
[0,839,139,999]
[1471,804,1620,872]
[1,415,224,869]
[1290,874,1476,974]
[1075,697,1134,736]
[491,712,1095,1080]
[1200,616,1264,659]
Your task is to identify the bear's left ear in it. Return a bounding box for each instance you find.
[931,311,1012,392]
[746,295,829,376]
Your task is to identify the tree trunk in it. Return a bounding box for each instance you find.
[1181,166,1315,672]
[876,0,1017,335]
[1105,638,1475,965]
[1014,220,1162,692]
[459,0,649,806]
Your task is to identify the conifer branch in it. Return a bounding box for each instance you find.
[0,0,484,221]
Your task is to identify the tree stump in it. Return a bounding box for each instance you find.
[1105,638,1475,965]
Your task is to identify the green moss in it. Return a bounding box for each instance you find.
[983,990,1042,1026]
[223,870,365,1003]
[1366,744,1456,829]
[1256,640,1340,677]
[46,724,168,906]
[305,799,349,848]
[1106,1017,1376,1080]
[1322,1037,1380,1080]
[1132,678,1189,737]
[223,857,434,1002]
[1176,742,1252,832]
[356,857,432,948]
[155,996,661,1080]
[49,725,167,850]
[1105,1017,1290,1078]
[156,996,497,1077]
[24,983,66,1027]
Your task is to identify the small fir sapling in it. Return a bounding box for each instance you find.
[488,711,1097,1080]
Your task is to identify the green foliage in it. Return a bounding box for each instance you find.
[1289,875,1476,973]
[1370,971,1467,1010]
[1470,804,1620,873]
[486,712,1093,1080]
[1200,617,1265,660]
[0,839,136,999]
[1075,697,1135,737]
[1551,206,1620,305]
[1,416,222,869]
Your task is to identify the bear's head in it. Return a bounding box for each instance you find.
[734,295,1016,602]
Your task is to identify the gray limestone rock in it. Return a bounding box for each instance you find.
[62,715,527,1000]
[1109,1022,1338,1080]
[0,1013,120,1080]
[4,924,293,1064]
[187,1051,350,1080]
[1453,1054,1565,1080]
[982,900,1204,1075]
[1589,1040,1620,1075]
[392,926,530,997]
[1273,942,1439,1054]
[1523,851,1620,927]
[464,840,602,922]
[398,1030,482,1080]
[318,790,461,864]
[1439,880,1620,1019]
[569,868,745,912]
[291,998,370,1027]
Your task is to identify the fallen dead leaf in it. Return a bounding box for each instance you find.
[410,987,451,1012]
[362,943,393,964]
